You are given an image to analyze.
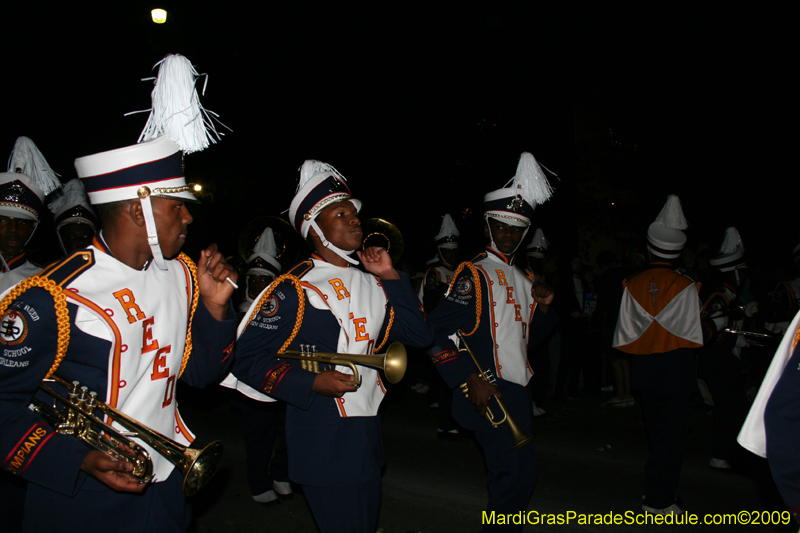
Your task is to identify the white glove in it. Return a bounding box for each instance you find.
[735,334,749,349]
[713,316,728,332]
[745,301,758,317]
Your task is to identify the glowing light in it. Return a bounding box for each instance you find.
[151,9,167,24]
[193,184,203,192]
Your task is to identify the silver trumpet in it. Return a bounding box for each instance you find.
[32,374,223,496]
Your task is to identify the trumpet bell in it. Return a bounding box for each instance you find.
[381,342,407,384]
[182,440,224,497]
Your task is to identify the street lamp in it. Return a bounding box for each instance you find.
[151,9,167,24]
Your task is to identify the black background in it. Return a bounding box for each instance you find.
[3,2,795,271]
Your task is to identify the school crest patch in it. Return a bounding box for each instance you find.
[0,311,27,346]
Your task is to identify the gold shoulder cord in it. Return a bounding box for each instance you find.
[447,261,482,337]
[178,253,200,378]
[375,307,395,353]
[0,276,70,379]
[242,274,306,355]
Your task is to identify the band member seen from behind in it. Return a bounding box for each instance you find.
[426,152,558,532]
[227,160,433,533]
[0,135,238,531]
[612,195,704,516]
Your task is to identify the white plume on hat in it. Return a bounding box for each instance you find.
[654,194,688,231]
[135,54,228,154]
[7,136,61,196]
[647,194,688,259]
[526,228,549,257]
[718,227,744,255]
[435,214,459,243]
[297,160,346,192]
[252,227,278,260]
[709,226,746,272]
[48,178,96,220]
[508,152,554,208]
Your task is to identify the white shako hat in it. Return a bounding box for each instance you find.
[246,227,281,278]
[526,228,549,259]
[435,213,459,249]
[289,160,362,265]
[75,136,196,205]
[1,136,62,223]
[647,195,688,259]
[483,152,553,228]
[709,227,747,272]
[75,53,223,270]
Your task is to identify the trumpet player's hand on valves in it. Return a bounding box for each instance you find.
[357,246,400,280]
[81,450,147,494]
[311,370,359,397]
[465,373,502,417]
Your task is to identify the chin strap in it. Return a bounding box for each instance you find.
[484,216,529,258]
[309,218,359,266]
[138,188,168,270]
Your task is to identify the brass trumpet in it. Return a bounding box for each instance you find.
[33,374,223,497]
[279,342,407,388]
[456,332,533,451]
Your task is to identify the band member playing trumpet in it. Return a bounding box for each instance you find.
[227,160,433,533]
[426,153,557,532]
[0,135,238,531]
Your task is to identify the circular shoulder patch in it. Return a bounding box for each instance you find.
[425,271,438,289]
[455,277,473,295]
[260,295,279,317]
[0,311,28,346]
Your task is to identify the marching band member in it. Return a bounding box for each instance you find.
[238,226,282,316]
[0,136,62,293]
[231,225,292,505]
[0,54,237,531]
[418,213,460,312]
[227,160,433,533]
[47,178,99,255]
[0,135,238,530]
[739,309,800,524]
[426,152,558,532]
[698,227,754,470]
[612,195,703,515]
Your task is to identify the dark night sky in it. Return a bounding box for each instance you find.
[2,2,795,270]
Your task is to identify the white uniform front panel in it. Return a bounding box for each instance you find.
[301,260,389,417]
[67,247,193,482]
[475,253,536,387]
